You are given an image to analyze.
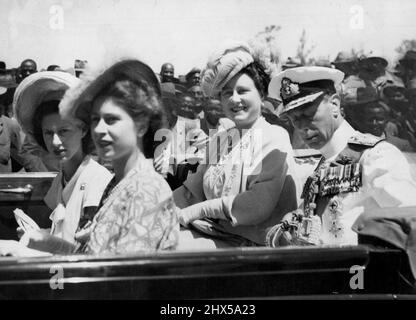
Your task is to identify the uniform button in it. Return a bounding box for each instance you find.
[357,223,365,231]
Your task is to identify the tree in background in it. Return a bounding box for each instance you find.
[295,29,316,66]
[249,25,281,76]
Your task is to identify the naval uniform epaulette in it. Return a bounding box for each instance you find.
[333,133,385,165]
[347,133,385,148]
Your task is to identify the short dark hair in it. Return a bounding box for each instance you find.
[20,59,37,68]
[47,65,60,71]
[238,61,271,98]
[94,79,168,158]
[32,100,93,154]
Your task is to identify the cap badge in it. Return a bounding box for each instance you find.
[281,77,300,100]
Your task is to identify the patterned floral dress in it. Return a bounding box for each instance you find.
[81,158,179,255]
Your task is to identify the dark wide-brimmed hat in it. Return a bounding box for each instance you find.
[342,85,390,113]
[60,59,161,124]
[343,86,379,105]
[358,56,388,69]
[13,71,80,133]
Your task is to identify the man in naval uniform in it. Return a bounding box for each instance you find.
[266,66,416,246]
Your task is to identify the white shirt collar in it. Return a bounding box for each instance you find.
[319,120,356,160]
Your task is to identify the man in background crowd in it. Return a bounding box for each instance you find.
[185,67,201,88]
[16,59,37,84]
[160,62,179,84]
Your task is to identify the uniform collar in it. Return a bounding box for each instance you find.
[319,120,356,160]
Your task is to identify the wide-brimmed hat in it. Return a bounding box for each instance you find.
[60,59,161,124]
[343,86,379,105]
[358,56,388,69]
[13,71,80,134]
[342,85,390,114]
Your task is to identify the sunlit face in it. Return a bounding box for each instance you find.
[177,95,198,119]
[220,73,262,129]
[383,87,409,110]
[204,99,225,126]
[20,61,37,79]
[359,105,387,137]
[188,85,204,101]
[91,97,140,162]
[188,73,201,86]
[161,64,174,83]
[287,95,340,149]
[41,113,85,163]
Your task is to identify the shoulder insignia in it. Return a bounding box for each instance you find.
[348,133,385,147]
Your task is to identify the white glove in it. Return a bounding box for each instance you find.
[178,198,230,227]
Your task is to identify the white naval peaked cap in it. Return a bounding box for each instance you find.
[268,66,344,113]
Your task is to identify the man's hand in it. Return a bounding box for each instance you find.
[267,210,322,247]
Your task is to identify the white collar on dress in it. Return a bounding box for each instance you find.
[319,120,356,160]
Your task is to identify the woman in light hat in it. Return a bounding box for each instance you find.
[1,60,179,256]
[11,71,113,247]
[173,42,300,249]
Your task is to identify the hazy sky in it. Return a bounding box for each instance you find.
[1,0,415,75]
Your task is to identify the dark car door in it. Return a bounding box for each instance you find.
[0,172,56,240]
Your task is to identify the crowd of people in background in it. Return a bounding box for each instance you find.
[1,49,416,175]
[0,43,416,257]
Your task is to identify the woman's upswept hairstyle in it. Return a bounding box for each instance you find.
[60,59,168,159]
[238,61,271,98]
[94,78,167,158]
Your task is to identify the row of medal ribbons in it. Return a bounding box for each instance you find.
[318,162,361,197]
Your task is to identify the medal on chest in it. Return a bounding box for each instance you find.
[326,196,344,238]
[301,156,363,238]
